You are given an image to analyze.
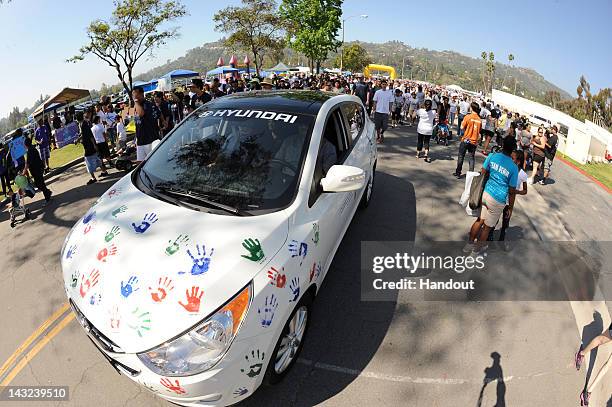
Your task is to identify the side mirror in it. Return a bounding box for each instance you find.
[321,165,365,193]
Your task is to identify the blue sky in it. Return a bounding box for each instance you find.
[0,0,610,118]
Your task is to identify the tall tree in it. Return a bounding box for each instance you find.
[333,43,371,72]
[280,0,343,73]
[213,0,286,77]
[68,0,187,102]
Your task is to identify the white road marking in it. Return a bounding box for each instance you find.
[296,358,547,385]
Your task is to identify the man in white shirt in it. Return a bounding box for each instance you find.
[116,114,128,152]
[458,96,470,136]
[449,96,458,130]
[91,115,113,168]
[372,79,394,143]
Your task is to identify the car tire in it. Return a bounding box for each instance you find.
[263,291,313,385]
[359,162,376,209]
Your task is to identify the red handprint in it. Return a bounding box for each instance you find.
[267,267,286,288]
[178,286,203,313]
[80,269,100,298]
[97,244,118,262]
[160,378,186,395]
[107,188,121,198]
[309,263,316,282]
[109,305,121,331]
[84,224,93,234]
[149,277,174,303]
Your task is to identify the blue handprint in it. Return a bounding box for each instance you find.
[257,294,278,328]
[289,277,300,302]
[233,387,248,398]
[66,244,77,260]
[83,211,96,224]
[121,276,140,298]
[131,213,158,234]
[288,240,308,265]
[89,293,102,305]
[181,244,214,276]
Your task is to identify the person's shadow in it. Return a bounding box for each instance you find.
[477,352,506,407]
[581,311,604,392]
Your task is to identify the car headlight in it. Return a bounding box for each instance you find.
[137,283,251,376]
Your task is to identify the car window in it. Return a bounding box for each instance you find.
[340,102,365,144]
[139,108,314,213]
[308,109,348,207]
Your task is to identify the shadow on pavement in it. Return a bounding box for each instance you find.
[476,351,506,407]
[582,311,604,391]
[241,171,416,406]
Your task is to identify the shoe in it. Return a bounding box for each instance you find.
[538,179,545,185]
[462,242,475,253]
[424,157,431,163]
[87,178,97,185]
[580,390,590,406]
[481,151,489,156]
[575,350,584,370]
[100,172,109,177]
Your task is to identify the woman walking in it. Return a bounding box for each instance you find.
[416,99,436,162]
[530,127,547,184]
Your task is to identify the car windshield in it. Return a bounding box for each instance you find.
[139,107,314,213]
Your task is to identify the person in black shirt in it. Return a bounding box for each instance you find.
[132,86,160,162]
[154,91,174,137]
[78,112,108,185]
[188,79,212,113]
[23,137,52,202]
[541,125,559,185]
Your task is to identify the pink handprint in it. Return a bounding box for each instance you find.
[97,244,118,262]
[79,269,100,298]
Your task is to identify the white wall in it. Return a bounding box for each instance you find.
[492,89,612,164]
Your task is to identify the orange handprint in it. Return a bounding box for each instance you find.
[178,286,203,313]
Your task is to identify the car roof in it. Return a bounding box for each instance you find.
[206,90,335,116]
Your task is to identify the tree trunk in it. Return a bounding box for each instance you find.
[316,60,321,74]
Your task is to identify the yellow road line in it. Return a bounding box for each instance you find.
[0,312,75,386]
[0,302,70,378]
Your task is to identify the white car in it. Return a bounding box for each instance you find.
[61,91,377,406]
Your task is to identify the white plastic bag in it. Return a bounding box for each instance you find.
[459,171,480,207]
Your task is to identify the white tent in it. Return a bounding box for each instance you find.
[446,84,464,91]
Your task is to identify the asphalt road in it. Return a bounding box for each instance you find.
[0,124,610,407]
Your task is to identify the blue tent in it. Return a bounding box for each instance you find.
[133,80,158,93]
[161,69,199,79]
[206,66,239,76]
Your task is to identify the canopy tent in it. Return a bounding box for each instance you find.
[269,62,290,72]
[446,84,464,91]
[32,88,90,118]
[160,69,199,79]
[206,66,238,76]
[132,79,158,93]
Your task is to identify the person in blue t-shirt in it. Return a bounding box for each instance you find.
[467,136,519,252]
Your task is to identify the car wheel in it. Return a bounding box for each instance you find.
[264,292,312,385]
[359,162,376,209]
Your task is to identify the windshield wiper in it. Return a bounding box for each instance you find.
[154,185,251,216]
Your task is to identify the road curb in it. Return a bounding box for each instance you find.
[556,155,611,194]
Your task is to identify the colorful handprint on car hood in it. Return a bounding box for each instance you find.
[61,175,289,353]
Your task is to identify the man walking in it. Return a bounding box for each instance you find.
[34,118,51,172]
[23,137,52,203]
[458,96,470,136]
[132,86,160,162]
[453,102,482,178]
[372,80,394,143]
[465,136,519,254]
[78,112,108,185]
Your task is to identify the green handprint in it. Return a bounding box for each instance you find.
[105,226,121,242]
[165,234,190,256]
[128,307,151,338]
[112,205,128,218]
[241,238,265,262]
[70,270,80,288]
[312,223,320,246]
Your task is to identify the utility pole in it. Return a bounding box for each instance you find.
[340,14,368,71]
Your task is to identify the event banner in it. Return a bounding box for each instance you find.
[9,136,26,163]
[55,122,80,148]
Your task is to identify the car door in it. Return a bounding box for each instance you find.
[288,106,352,285]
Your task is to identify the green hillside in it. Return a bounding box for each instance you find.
[133,39,570,101]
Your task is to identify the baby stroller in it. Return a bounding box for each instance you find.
[433,120,450,146]
[8,175,35,228]
[114,145,137,172]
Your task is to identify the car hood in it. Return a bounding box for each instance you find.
[61,174,288,353]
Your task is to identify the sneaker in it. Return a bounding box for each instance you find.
[462,242,475,253]
[100,172,109,177]
[538,179,546,185]
[87,178,97,185]
[575,350,584,370]
[424,157,431,163]
[580,390,590,406]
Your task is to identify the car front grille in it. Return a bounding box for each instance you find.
[70,300,124,354]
